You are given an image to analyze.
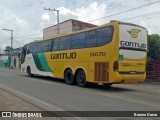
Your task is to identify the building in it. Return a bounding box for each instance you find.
[12,48,21,68]
[0,54,9,67]
[0,48,21,68]
[43,19,98,39]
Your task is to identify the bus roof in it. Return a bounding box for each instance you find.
[43,20,116,41]
[26,20,147,46]
[118,21,147,30]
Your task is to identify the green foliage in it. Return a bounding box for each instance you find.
[4,46,12,55]
[148,34,160,61]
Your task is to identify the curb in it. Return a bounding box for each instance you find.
[0,84,78,120]
[0,67,21,71]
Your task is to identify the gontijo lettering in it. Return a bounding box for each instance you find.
[51,52,76,59]
[120,41,146,49]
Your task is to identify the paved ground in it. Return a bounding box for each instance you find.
[0,88,41,111]
[0,87,63,120]
[0,68,160,120]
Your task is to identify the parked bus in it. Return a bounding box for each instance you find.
[21,20,148,87]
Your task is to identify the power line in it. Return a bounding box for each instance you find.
[122,10,160,21]
[0,35,10,38]
[87,0,160,22]
[1,0,159,39]
[69,0,139,12]
[27,0,64,25]
[129,15,160,22]
[45,1,65,7]
[14,32,43,38]
[0,38,10,44]
[15,37,42,39]
[13,39,23,47]
[39,11,160,35]
[0,34,41,39]
[2,11,159,39]
[15,0,160,38]
[44,7,60,34]
[1,14,159,47]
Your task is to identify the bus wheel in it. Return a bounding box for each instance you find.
[76,70,86,87]
[64,69,75,85]
[103,83,112,87]
[27,67,33,77]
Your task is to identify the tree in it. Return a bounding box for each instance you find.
[4,46,12,55]
[148,34,160,61]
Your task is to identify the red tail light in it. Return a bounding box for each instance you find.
[113,60,118,71]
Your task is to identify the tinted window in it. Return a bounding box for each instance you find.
[27,26,113,52]
[97,27,113,45]
[53,39,59,51]
[41,40,52,52]
[86,30,97,47]
[27,43,34,54]
[59,36,71,50]
[71,32,86,49]
[88,30,97,38]
[32,42,41,53]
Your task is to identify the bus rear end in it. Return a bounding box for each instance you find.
[115,22,147,84]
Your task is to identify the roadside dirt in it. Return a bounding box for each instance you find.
[0,88,63,120]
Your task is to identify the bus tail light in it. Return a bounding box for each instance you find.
[113,60,118,71]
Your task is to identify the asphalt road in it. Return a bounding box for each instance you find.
[0,68,160,119]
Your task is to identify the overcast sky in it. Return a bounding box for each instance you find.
[0,0,160,52]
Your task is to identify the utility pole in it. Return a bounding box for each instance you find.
[44,7,60,34]
[2,28,13,68]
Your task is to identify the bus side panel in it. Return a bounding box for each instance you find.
[22,54,54,77]
[44,51,89,79]
[44,23,118,83]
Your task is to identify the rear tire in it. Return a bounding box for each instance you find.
[64,69,75,85]
[76,70,87,87]
[27,67,33,77]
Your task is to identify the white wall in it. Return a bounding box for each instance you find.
[0,55,8,62]
[43,20,72,39]
[12,56,20,68]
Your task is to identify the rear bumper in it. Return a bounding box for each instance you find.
[111,72,146,84]
[122,74,145,84]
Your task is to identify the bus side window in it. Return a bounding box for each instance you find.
[27,45,30,54]
[86,30,97,47]
[27,50,30,54]
[34,42,41,53]
[27,43,33,54]
[47,40,52,52]
[70,32,86,49]
[31,42,41,53]
[52,39,59,51]
[97,27,114,46]
[59,36,70,50]
[32,43,36,53]
[41,40,52,52]
[29,43,32,53]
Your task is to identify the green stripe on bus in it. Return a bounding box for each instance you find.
[37,53,52,72]
[33,53,45,71]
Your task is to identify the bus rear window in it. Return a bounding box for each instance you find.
[97,27,114,45]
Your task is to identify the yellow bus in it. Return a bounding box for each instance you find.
[21,20,148,87]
